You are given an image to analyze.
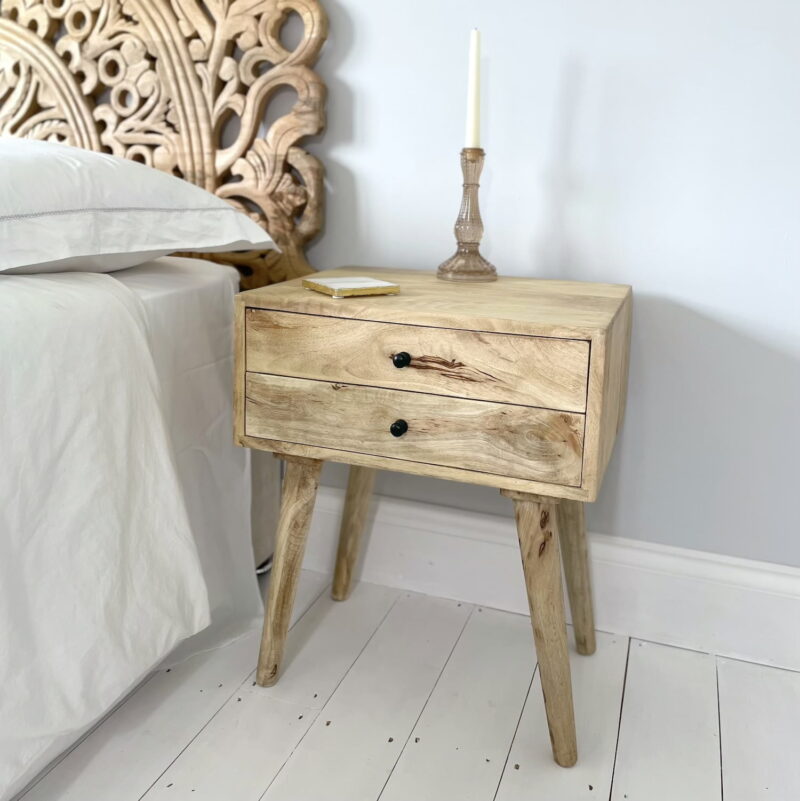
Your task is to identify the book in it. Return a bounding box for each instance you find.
[301,276,400,298]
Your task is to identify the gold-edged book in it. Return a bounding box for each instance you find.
[302,276,400,298]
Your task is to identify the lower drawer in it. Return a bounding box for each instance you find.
[244,374,584,487]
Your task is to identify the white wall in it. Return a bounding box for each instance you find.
[305,0,800,567]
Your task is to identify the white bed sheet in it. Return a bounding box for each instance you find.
[4,257,263,800]
[113,257,263,653]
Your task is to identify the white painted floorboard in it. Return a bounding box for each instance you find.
[143,582,400,801]
[379,607,534,801]
[495,629,629,801]
[18,573,800,801]
[718,656,800,800]
[611,639,721,801]
[261,593,471,801]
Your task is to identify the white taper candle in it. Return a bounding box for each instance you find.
[465,28,481,148]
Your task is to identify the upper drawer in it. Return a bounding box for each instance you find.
[245,310,589,412]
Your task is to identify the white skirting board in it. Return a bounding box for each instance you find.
[305,486,800,672]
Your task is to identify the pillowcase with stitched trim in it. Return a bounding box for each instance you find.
[0,137,275,274]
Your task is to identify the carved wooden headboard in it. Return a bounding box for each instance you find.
[0,0,327,288]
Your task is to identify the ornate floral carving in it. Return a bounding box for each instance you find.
[0,0,328,287]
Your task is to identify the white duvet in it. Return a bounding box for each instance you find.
[0,273,211,796]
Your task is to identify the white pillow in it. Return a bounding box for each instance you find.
[0,137,276,274]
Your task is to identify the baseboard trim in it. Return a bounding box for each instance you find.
[306,486,800,671]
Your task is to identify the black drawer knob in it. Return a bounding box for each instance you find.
[392,351,412,368]
[389,419,409,437]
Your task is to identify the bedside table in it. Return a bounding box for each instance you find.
[235,267,632,767]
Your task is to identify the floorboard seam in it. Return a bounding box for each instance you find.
[491,665,538,801]
[136,581,332,801]
[16,672,159,801]
[716,659,725,801]
[257,590,404,801]
[374,603,476,801]
[607,637,632,801]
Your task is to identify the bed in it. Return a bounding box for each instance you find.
[0,1,328,797]
[113,256,259,644]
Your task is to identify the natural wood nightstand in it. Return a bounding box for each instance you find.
[235,267,632,767]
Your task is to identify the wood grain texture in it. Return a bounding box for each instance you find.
[240,436,595,500]
[557,500,596,656]
[233,299,246,445]
[238,266,630,339]
[582,290,633,498]
[0,0,329,287]
[245,309,590,411]
[257,456,323,687]
[504,491,577,767]
[331,466,376,601]
[236,267,632,497]
[245,374,585,487]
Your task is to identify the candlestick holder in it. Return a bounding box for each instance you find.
[437,147,497,282]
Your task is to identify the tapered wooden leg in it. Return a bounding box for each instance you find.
[557,500,596,656]
[256,456,323,687]
[502,489,577,767]
[332,466,376,601]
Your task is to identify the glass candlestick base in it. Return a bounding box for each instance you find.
[437,147,497,282]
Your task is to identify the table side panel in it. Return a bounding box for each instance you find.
[245,309,590,412]
[582,290,633,499]
[234,299,246,444]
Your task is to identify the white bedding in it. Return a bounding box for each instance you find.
[114,257,262,654]
[0,258,262,800]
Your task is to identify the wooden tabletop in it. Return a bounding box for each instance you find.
[238,267,632,340]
